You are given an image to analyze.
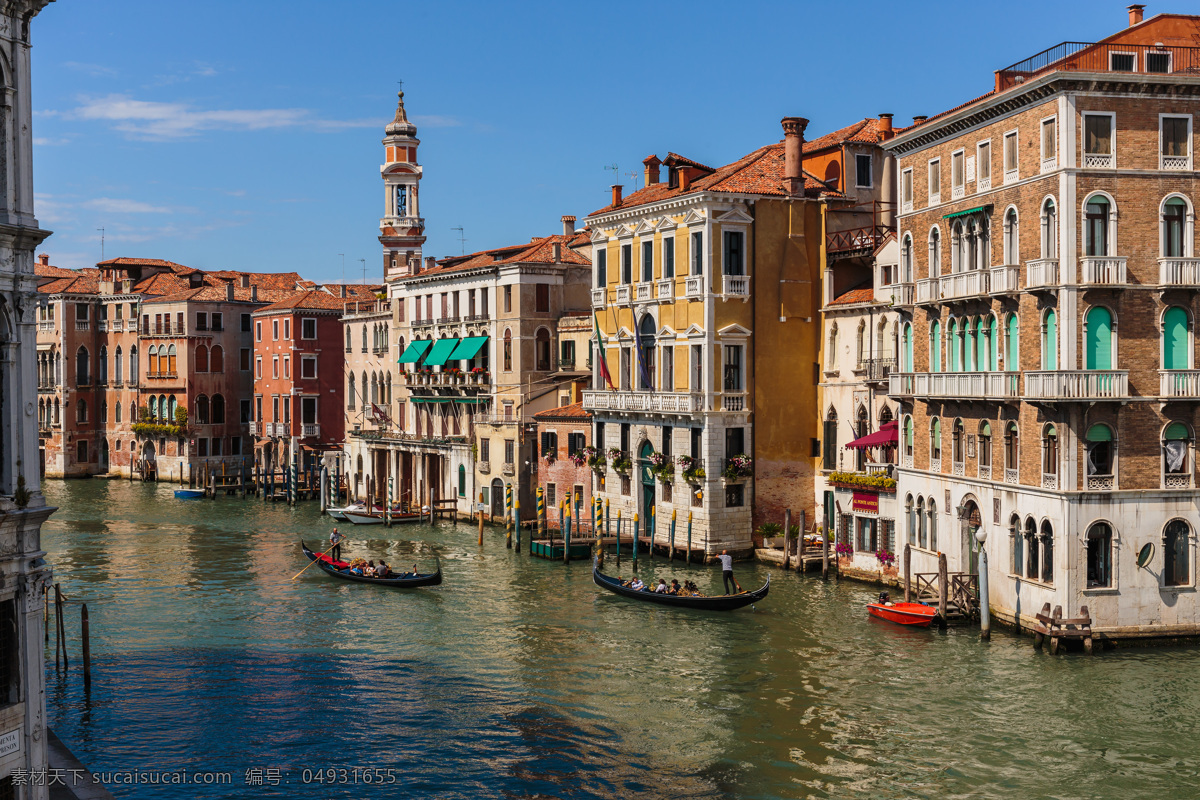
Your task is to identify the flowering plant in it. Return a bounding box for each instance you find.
[471,367,486,375]
[678,455,705,483]
[607,447,631,473]
[828,471,897,490]
[568,450,588,468]
[446,367,462,375]
[722,453,753,482]
[875,550,896,568]
[647,451,674,481]
[835,542,855,558]
[581,445,605,470]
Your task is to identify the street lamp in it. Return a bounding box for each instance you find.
[976,526,990,640]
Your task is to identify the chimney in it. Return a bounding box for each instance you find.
[912,115,928,125]
[37,253,48,266]
[424,256,436,273]
[552,242,562,262]
[642,155,662,186]
[878,113,894,141]
[679,168,691,192]
[251,285,258,302]
[611,184,623,207]
[122,279,132,293]
[226,282,235,301]
[339,284,347,298]
[561,215,576,236]
[240,274,250,288]
[1128,4,1144,25]
[781,116,810,196]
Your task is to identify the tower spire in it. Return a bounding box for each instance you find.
[386,91,416,136]
[380,88,425,287]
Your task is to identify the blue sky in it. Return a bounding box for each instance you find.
[31,0,1136,281]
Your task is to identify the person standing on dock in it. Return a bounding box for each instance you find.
[717,550,741,595]
[329,528,344,561]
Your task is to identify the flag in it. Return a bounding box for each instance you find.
[633,318,653,390]
[593,311,615,390]
[371,403,394,427]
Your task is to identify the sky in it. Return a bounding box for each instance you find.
[30,0,1140,282]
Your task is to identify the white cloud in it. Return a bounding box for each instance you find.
[63,61,118,78]
[68,94,380,140]
[82,197,173,214]
[33,137,70,146]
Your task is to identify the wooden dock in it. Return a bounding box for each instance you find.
[1033,603,1094,653]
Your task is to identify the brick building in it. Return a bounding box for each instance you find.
[532,401,592,521]
[884,7,1200,638]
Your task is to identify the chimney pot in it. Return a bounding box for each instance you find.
[240,274,250,288]
[679,169,691,192]
[561,215,576,236]
[424,256,436,273]
[878,113,894,141]
[37,253,48,266]
[611,184,623,207]
[913,115,928,125]
[552,242,562,262]
[642,155,662,186]
[781,116,810,196]
[1128,4,1145,25]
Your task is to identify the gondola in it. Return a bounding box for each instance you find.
[592,561,768,611]
[301,542,442,587]
[174,489,205,499]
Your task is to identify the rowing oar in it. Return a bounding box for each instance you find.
[291,540,343,580]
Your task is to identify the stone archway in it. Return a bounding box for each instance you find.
[959,496,983,575]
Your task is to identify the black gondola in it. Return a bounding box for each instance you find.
[592,561,768,611]
[301,542,442,587]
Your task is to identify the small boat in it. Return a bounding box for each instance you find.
[867,598,941,627]
[300,542,442,587]
[592,561,768,611]
[174,489,205,499]
[327,502,368,521]
[343,510,424,525]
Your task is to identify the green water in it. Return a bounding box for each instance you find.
[39,480,1200,799]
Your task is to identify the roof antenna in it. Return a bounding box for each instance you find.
[451,226,467,255]
[359,258,367,286]
[97,227,105,262]
[624,169,642,192]
[603,164,619,189]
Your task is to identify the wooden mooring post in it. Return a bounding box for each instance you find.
[54,583,67,669]
[937,552,949,625]
[782,508,792,570]
[668,510,677,561]
[1034,603,1094,654]
[81,604,91,690]
[821,523,830,580]
[903,543,912,602]
[632,513,639,572]
[477,490,485,547]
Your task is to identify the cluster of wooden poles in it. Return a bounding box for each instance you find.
[45,583,91,689]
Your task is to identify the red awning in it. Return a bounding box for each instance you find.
[845,421,898,450]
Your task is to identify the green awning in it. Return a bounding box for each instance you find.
[398,339,432,364]
[423,338,462,367]
[410,397,451,404]
[943,205,992,219]
[449,336,489,360]
[453,397,490,404]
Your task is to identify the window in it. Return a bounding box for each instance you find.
[596,248,607,287]
[504,439,515,465]
[855,153,872,188]
[1109,51,1135,71]
[1003,131,1018,178]
[196,344,209,373]
[76,399,87,423]
[255,356,262,379]
[901,168,913,210]
[1164,519,1191,587]
[1086,424,1114,480]
[691,232,703,275]
[952,418,965,465]
[621,244,633,284]
[541,430,559,458]
[1084,306,1113,370]
[927,229,940,277]
[535,328,551,372]
[1163,197,1189,257]
[1024,518,1039,580]
[723,345,742,392]
[210,345,223,372]
[272,356,279,379]
[1042,310,1058,370]
[927,158,940,203]
[302,318,317,339]
[284,319,291,339]
[1040,520,1054,584]
[300,396,315,426]
[641,240,653,282]
[928,499,938,551]
[240,399,250,424]
[1042,424,1058,477]
[503,329,513,372]
[1086,522,1112,588]
[196,395,210,425]
[212,394,226,424]
[930,417,941,462]
[256,321,262,342]
[1041,198,1058,258]
[722,231,744,276]
[241,313,251,332]
[212,312,223,331]
[662,236,675,278]
[1041,117,1056,165]
[951,150,964,196]
[1148,50,1172,73]
[903,416,913,459]
[691,344,703,393]
[76,346,90,385]
[1003,208,1018,265]
[1083,113,1114,168]
[272,320,279,340]
[827,324,838,370]
[1161,116,1191,169]
[1163,422,1191,486]
[976,141,991,187]
[535,283,550,312]
[301,356,317,379]
[1163,305,1189,369]
[661,344,674,391]
[979,422,992,468]
[725,483,744,508]
[77,440,87,463]
[504,285,512,313]
[240,348,251,371]
[480,438,490,461]
[1085,196,1111,257]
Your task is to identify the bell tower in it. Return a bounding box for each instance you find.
[380,90,426,284]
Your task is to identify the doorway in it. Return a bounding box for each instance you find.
[961,499,982,575]
[639,441,655,540]
[490,478,504,518]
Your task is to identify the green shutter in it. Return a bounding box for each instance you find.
[1086,424,1112,442]
[1165,422,1190,440]
[948,321,958,372]
[1085,307,1112,370]
[903,324,913,372]
[931,321,941,372]
[966,323,977,371]
[1164,306,1188,370]
[1045,311,1058,370]
[988,316,999,371]
[1007,314,1019,370]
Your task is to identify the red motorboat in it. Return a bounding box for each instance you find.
[867,593,941,627]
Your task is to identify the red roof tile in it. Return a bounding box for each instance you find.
[828,286,876,306]
[38,275,99,295]
[255,290,352,313]
[97,257,191,270]
[533,401,591,420]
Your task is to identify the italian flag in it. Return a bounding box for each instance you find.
[593,310,615,390]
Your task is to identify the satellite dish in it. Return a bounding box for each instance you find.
[1137,542,1155,569]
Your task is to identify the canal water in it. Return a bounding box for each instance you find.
[40,480,1200,799]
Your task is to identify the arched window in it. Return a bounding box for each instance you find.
[952,418,965,464]
[1042,310,1058,370]
[1086,423,1114,487]
[348,373,356,410]
[929,320,941,372]
[979,421,992,469]
[1085,306,1113,370]
[1003,207,1018,264]
[905,494,915,545]
[114,346,123,384]
[1024,517,1039,580]
[130,346,138,380]
[503,329,513,372]
[1041,198,1058,258]
[158,395,167,421]
[966,318,979,371]
[1005,313,1019,371]
[917,496,927,548]
[212,394,225,424]
[539,326,554,374]
[458,465,467,497]
[1084,195,1111,256]
[196,395,210,425]
[76,346,90,385]
[98,346,108,384]
[901,234,913,282]
[148,345,159,376]
[1164,519,1191,587]
[951,221,964,272]
[101,401,107,422]
[167,344,177,374]
[167,395,177,421]
[370,373,378,404]
[1043,424,1058,479]
[927,498,938,551]
[1086,522,1113,588]
[361,325,367,352]
[195,344,209,373]
[1163,306,1190,370]
[386,373,392,404]
[128,402,135,422]
[115,401,122,423]
[947,319,958,372]
[345,326,352,352]
[1005,421,1019,478]
[1163,196,1190,257]
[986,315,999,371]
[77,399,87,423]
[901,323,912,372]
[828,323,839,369]
[1163,422,1192,487]
[928,227,941,277]
[903,415,914,459]
[930,417,942,463]
[1040,520,1054,584]
[878,318,892,361]
[1010,514,1023,576]
[54,399,60,424]
[210,345,224,372]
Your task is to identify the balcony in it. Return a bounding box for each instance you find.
[635,282,653,302]
[249,421,258,435]
[1026,258,1059,289]
[888,282,914,306]
[1087,473,1115,491]
[889,372,1021,400]
[75,321,90,331]
[463,314,490,323]
[478,461,490,474]
[989,264,1020,295]
[1160,370,1200,398]
[915,277,940,305]
[1042,473,1058,490]
[302,423,320,437]
[721,394,746,411]
[98,321,108,333]
[502,463,515,476]
[556,357,577,371]
[1024,370,1128,400]
[1159,257,1200,287]
[411,318,434,328]
[582,390,703,414]
[37,321,54,331]
[615,285,632,305]
[1081,256,1127,286]
[111,320,125,332]
[437,316,460,325]
[1162,154,1191,171]
[684,276,703,298]
[656,279,675,301]
[1083,153,1114,169]
[939,269,989,301]
[996,40,1200,92]
[827,224,891,257]
[860,357,896,384]
[722,275,750,298]
[591,288,606,307]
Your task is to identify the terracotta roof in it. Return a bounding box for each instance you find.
[664,152,715,172]
[255,290,350,313]
[142,285,268,305]
[38,275,99,295]
[533,401,591,420]
[803,118,887,152]
[828,286,876,306]
[35,263,78,279]
[97,257,191,270]
[132,272,193,296]
[418,233,589,278]
[498,234,591,266]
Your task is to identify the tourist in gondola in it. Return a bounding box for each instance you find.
[717,550,741,595]
[668,579,681,595]
[654,579,668,593]
[630,577,645,591]
[376,560,390,578]
[329,528,344,561]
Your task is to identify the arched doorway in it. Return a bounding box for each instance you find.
[101,439,109,471]
[960,498,983,575]
[490,478,504,519]
[639,441,655,540]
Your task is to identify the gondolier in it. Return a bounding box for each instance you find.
[329,528,344,561]
[717,550,741,595]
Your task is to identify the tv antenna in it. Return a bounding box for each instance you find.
[451,226,467,255]
[97,227,105,261]
[624,169,642,192]
[603,164,619,185]
[359,258,367,285]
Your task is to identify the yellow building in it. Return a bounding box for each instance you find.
[583,117,832,555]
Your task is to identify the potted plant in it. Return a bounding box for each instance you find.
[583,445,606,473]
[678,454,705,484]
[876,549,898,576]
[607,447,631,474]
[756,522,783,549]
[722,453,753,483]
[647,451,673,483]
[568,449,588,468]
[835,542,854,564]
